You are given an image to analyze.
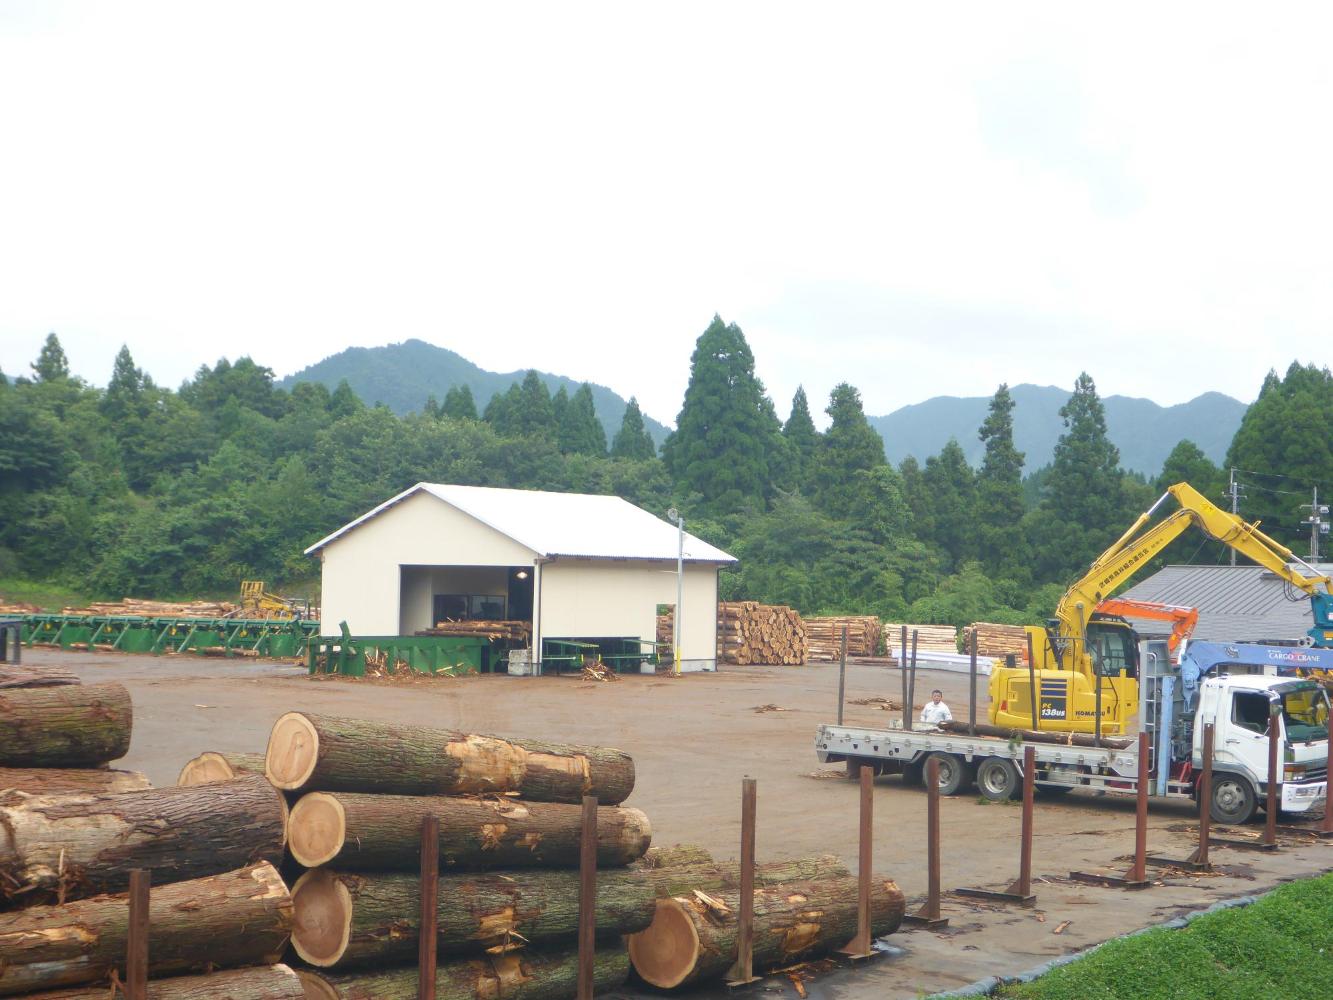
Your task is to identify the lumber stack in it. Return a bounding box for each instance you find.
[967,622,1031,662]
[59,598,237,617]
[268,712,646,998]
[883,622,959,654]
[717,602,807,665]
[416,619,532,643]
[0,681,296,997]
[804,616,882,661]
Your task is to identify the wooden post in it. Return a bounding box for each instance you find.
[840,765,874,957]
[1127,731,1149,884]
[126,869,150,1000]
[968,629,978,737]
[1263,710,1279,848]
[836,626,848,726]
[727,778,759,985]
[1195,723,1214,865]
[577,796,597,1000]
[418,816,440,1000]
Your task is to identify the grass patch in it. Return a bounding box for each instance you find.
[0,577,94,612]
[996,873,1333,1000]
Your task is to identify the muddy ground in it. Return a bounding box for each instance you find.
[25,648,1333,999]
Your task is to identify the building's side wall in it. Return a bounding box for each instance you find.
[540,561,719,671]
[318,491,536,636]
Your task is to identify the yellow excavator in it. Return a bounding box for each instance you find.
[990,482,1333,736]
[237,580,302,619]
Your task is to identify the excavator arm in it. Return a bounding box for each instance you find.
[1095,598,1198,654]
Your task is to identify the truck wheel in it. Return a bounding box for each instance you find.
[925,752,967,796]
[976,757,1020,801]
[1210,775,1256,825]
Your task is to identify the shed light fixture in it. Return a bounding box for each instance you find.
[515,569,530,580]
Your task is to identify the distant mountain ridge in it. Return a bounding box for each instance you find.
[278,339,670,447]
[868,384,1247,476]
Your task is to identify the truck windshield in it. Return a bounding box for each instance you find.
[1281,684,1330,743]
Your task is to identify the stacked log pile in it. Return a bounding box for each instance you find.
[0,676,297,997]
[717,602,807,665]
[58,598,237,617]
[270,712,648,999]
[804,616,882,661]
[416,619,532,643]
[967,622,1031,662]
[883,623,959,654]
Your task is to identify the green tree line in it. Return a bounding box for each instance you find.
[2,323,1328,628]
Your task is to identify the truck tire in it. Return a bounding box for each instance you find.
[1210,774,1256,825]
[924,752,967,796]
[975,757,1020,801]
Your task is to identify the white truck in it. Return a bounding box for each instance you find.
[815,640,1329,824]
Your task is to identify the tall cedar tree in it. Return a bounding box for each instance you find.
[551,387,570,440]
[811,383,887,518]
[33,333,70,381]
[101,345,147,424]
[611,397,656,459]
[1226,363,1333,550]
[975,384,1027,579]
[662,315,782,512]
[899,455,930,535]
[1031,373,1129,583]
[515,371,556,440]
[1156,440,1223,496]
[922,439,975,568]
[483,382,523,434]
[442,384,478,420]
[558,384,606,456]
[782,386,818,490]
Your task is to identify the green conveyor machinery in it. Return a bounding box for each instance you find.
[20,614,321,658]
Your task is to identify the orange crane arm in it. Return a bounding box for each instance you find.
[1095,598,1199,653]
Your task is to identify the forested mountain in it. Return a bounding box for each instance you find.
[278,339,670,447]
[870,385,1247,476]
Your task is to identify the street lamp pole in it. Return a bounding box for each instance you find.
[668,508,683,676]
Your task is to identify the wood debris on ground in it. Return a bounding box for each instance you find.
[1053,920,1071,934]
[752,703,789,713]
[848,696,902,710]
[582,661,619,682]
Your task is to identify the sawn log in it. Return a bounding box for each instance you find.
[936,719,1134,749]
[176,751,267,786]
[20,965,304,999]
[0,681,132,767]
[0,862,291,995]
[0,767,151,796]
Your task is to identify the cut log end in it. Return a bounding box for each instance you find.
[627,897,701,990]
[287,792,348,867]
[177,751,264,786]
[267,712,320,790]
[295,970,341,1000]
[291,868,353,968]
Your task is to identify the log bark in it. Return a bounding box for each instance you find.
[176,751,267,786]
[635,855,851,898]
[297,949,629,1000]
[637,844,715,868]
[22,965,304,999]
[0,767,150,796]
[291,866,656,969]
[0,862,292,995]
[0,775,287,907]
[0,665,80,689]
[0,682,132,767]
[265,712,635,803]
[936,719,1133,749]
[628,875,904,988]
[287,791,651,869]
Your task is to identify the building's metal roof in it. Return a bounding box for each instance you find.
[304,483,737,564]
[1118,564,1318,643]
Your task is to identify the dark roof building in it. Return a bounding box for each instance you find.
[1118,564,1328,644]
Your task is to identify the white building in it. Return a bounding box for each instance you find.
[304,483,736,672]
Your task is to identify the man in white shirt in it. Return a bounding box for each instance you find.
[920,689,952,727]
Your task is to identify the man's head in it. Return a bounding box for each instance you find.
[931,689,943,704]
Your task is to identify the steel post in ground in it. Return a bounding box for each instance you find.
[900,626,910,730]
[902,756,948,928]
[836,627,848,726]
[1264,712,1279,849]
[1322,722,1333,840]
[968,630,977,737]
[1070,734,1152,889]
[956,746,1036,905]
[727,778,760,986]
[126,869,150,1000]
[1025,638,1039,732]
[839,765,877,959]
[577,796,597,1000]
[1148,723,1215,871]
[906,631,919,731]
[418,815,440,1000]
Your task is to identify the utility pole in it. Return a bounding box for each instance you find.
[1226,469,1243,566]
[1301,488,1329,562]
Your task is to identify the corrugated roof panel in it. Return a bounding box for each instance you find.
[1120,565,1316,643]
[306,483,737,564]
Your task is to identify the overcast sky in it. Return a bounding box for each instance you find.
[2,2,1330,428]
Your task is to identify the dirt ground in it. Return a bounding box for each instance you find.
[25,648,1333,999]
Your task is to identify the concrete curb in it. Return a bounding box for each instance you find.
[924,892,1263,998]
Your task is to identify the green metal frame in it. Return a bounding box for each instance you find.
[307,624,488,677]
[21,614,320,659]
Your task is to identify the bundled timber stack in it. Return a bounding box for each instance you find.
[883,622,959,654]
[967,622,1031,662]
[0,684,299,998]
[267,712,647,994]
[625,843,903,989]
[717,602,807,665]
[657,609,673,648]
[804,616,882,661]
[59,598,237,618]
[416,619,532,643]
[0,601,40,615]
